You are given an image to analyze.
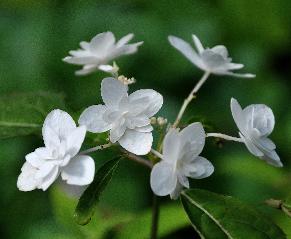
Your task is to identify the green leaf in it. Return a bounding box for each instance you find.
[114,203,190,239]
[50,186,133,239]
[74,157,121,225]
[0,91,66,139]
[181,189,286,239]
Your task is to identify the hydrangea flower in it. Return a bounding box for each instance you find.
[79,77,163,155]
[63,32,143,76]
[150,123,214,199]
[17,110,95,191]
[231,98,282,167]
[168,35,255,78]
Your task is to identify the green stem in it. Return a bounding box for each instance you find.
[173,71,210,128]
[150,194,160,239]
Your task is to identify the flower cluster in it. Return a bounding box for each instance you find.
[18,32,282,201]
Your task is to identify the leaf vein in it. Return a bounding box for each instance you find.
[182,191,234,239]
[0,121,41,128]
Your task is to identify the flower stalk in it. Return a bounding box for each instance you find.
[79,142,113,155]
[206,133,244,143]
[150,194,160,239]
[150,148,163,159]
[173,71,210,128]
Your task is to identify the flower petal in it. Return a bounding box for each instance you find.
[168,35,205,70]
[222,71,255,78]
[261,150,282,167]
[79,105,111,133]
[201,49,227,70]
[63,56,99,65]
[116,33,134,47]
[150,162,177,196]
[187,156,214,179]
[61,155,95,186]
[17,162,40,191]
[89,32,115,56]
[80,41,90,50]
[177,174,189,188]
[35,162,56,179]
[211,45,229,58]
[37,165,59,191]
[58,181,87,198]
[135,124,153,133]
[163,128,180,163]
[65,125,87,157]
[257,137,276,151]
[243,104,275,137]
[25,148,50,168]
[101,78,128,107]
[129,89,163,117]
[179,122,205,157]
[224,63,244,70]
[111,42,143,56]
[170,182,183,200]
[192,35,204,54]
[42,124,60,149]
[118,130,153,155]
[110,120,126,143]
[129,116,151,128]
[75,65,99,76]
[42,109,76,148]
[230,98,248,136]
[240,133,264,157]
[98,65,114,73]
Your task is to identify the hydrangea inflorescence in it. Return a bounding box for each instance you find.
[18,32,282,202]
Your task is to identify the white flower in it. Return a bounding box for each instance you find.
[168,34,255,78]
[79,77,163,155]
[230,98,282,167]
[17,109,95,191]
[150,123,214,199]
[63,32,143,76]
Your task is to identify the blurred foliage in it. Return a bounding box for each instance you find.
[0,0,291,238]
[0,92,66,138]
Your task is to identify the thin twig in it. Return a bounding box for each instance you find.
[206,133,244,143]
[173,71,211,128]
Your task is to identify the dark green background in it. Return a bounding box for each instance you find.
[0,0,290,238]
